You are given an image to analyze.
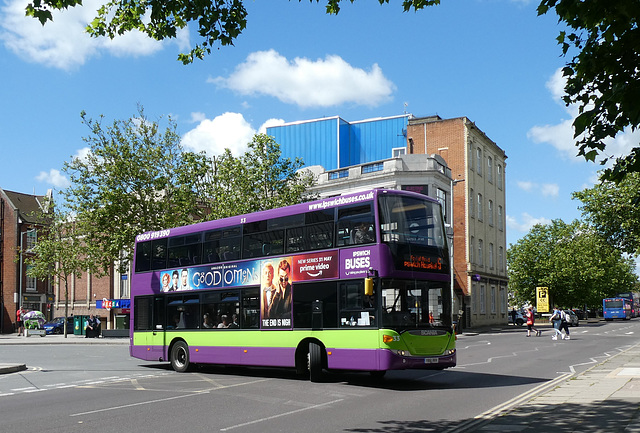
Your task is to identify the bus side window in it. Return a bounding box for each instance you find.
[339,282,375,327]
[134,241,152,273]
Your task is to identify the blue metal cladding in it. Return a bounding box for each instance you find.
[338,118,350,169]
[348,116,408,166]
[267,115,409,170]
[267,117,340,170]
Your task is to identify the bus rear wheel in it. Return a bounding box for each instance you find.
[170,341,190,372]
[307,342,324,382]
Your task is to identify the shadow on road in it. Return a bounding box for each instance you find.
[140,362,548,392]
[342,399,639,432]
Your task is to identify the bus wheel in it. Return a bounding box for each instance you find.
[170,341,190,373]
[308,342,323,382]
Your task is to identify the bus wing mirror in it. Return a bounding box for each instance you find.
[364,278,373,296]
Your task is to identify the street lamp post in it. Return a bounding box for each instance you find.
[450,178,465,331]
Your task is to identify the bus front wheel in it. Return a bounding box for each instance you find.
[170,341,190,373]
[307,342,324,382]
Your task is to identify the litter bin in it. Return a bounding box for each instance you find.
[74,315,88,336]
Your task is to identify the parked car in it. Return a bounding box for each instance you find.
[43,317,74,335]
[564,310,579,327]
[508,310,526,326]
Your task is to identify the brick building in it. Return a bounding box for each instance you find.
[0,188,120,334]
[407,116,508,328]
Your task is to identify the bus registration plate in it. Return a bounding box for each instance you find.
[424,358,439,364]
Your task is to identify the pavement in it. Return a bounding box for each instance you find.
[2,325,639,432]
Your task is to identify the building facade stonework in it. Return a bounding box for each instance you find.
[407,116,508,328]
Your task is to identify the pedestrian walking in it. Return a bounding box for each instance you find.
[525,307,541,337]
[560,309,571,340]
[550,306,563,340]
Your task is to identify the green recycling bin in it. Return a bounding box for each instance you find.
[73,315,88,335]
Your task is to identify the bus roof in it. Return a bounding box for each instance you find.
[136,188,440,241]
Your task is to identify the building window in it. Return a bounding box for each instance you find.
[478,239,483,267]
[491,286,496,314]
[469,188,474,218]
[477,194,483,222]
[500,287,506,314]
[26,230,37,250]
[477,147,483,175]
[498,205,503,231]
[480,285,486,314]
[329,169,349,180]
[498,246,504,271]
[392,147,406,157]
[362,162,383,174]
[487,156,493,183]
[488,200,493,226]
[489,243,494,269]
[436,188,447,221]
[26,265,36,291]
[497,164,503,190]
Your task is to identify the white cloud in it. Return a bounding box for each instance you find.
[0,0,188,70]
[210,50,396,108]
[516,180,559,198]
[36,169,69,188]
[541,183,559,198]
[506,212,552,234]
[516,181,534,192]
[259,118,285,134]
[182,112,275,157]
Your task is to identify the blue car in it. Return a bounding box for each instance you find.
[43,317,74,335]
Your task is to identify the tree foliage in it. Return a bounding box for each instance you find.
[537,0,640,182]
[573,172,640,256]
[202,133,316,219]
[507,219,637,309]
[62,106,212,273]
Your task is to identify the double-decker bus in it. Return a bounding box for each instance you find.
[603,297,632,321]
[130,189,456,381]
[616,292,640,318]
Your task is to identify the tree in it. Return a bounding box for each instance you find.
[62,106,212,273]
[202,133,316,219]
[537,0,640,182]
[573,172,640,256]
[25,204,101,337]
[507,219,637,309]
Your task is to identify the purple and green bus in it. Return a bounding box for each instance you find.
[130,189,456,381]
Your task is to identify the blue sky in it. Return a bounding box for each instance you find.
[1,0,638,259]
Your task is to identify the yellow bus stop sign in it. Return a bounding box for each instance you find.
[536,287,549,313]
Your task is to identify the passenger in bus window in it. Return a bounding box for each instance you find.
[354,222,373,244]
[218,315,230,328]
[229,314,239,328]
[203,313,214,328]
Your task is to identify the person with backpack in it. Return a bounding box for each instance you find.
[525,307,541,337]
[549,306,563,340]
[560,309,571,340]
